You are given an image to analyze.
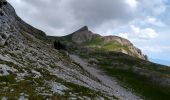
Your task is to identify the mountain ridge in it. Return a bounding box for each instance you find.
[50,26,147,60]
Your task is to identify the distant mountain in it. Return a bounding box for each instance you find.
[49,26,147,60]
[150,58,170,66]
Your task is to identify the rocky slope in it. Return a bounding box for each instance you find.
[0,0,132,99]
[51,26,147,60]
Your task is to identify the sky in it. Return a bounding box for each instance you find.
[8,0,170,66]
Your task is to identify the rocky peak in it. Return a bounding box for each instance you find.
[72,26,98,44]
[75,26,89,32]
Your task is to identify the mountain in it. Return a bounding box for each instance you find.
[50,26,170,99]
[0,1,119,99]
[49,26,147,60]
[1,0,170,100]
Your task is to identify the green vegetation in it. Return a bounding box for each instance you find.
[50,35,132,55]
[79,51,170,100]
[81,37,131,54]
[84,36,104,45]
[104,68,170,100]
[48,33,73,44]
[54,40,66,50]
[0,76,43,99]
[0,75,15,83]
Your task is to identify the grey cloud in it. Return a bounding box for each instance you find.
[138,0,167,15]
[8,0,136,36]
[69,0,134,27]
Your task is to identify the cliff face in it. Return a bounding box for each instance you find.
[0,0,45,46]
[66,26,147,60]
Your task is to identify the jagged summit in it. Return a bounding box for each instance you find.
[71,26,98,44]
[75,26,89,32]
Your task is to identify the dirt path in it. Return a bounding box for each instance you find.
[70,54,142,100]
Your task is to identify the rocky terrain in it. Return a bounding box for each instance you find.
[1,0,170,100]
[70,54,141,100]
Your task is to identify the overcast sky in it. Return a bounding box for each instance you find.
[8,0,170,66]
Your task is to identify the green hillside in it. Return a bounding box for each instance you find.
[83,36,131,53]
[48,26,170,100]
[78,51,170,100]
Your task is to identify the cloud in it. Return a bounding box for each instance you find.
[142,46,170,53]
[7,0,138,36]
[145,17,165,27]
[119,33,129,39]
[138,0,167,15]
[118,25,159,40]
[70,0,126,24]
[8,0,168,37]
[125,0,138,9]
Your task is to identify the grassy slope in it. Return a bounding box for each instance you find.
[83,37,131,53]
[48,34,131,54]
[79,51,170,100]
